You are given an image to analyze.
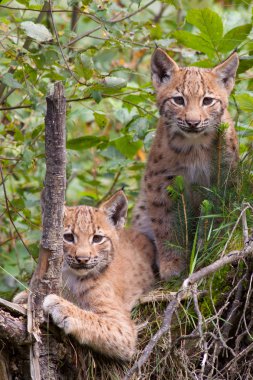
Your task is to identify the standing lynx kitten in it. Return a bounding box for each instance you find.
[133,48,239,280]
[43,191,155,361]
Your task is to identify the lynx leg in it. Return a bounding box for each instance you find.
[145,176,187,280]
[43,294,136,361]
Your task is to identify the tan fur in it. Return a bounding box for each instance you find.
[133,49,239,280]
[43,191,155,361]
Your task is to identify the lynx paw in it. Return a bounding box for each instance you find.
[43,294,76,334]
[159,254,186,281]
[13,290,29,306]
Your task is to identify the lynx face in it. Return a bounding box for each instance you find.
[63,194,127,278]
[152,49,239,139]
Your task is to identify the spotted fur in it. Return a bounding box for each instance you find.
[43,191,155,361]
[133,49,239,280]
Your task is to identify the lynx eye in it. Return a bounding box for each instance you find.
[172,96,185,106]
[63,233,75,243]
[203,97,214,106]
[92,235,104,244]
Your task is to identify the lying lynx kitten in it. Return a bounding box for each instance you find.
[43,191,155,361]
[133,48,239,280]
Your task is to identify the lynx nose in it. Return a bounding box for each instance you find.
[75,256,90,263]
[186,120,201,128]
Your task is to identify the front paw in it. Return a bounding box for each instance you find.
[43,294,76,334]
[13,290,29,307]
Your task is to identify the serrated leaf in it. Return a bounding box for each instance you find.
[235,93,253,112]
[67,136,108,150]
[187,8,223,43]
[174,30,215,57]
[1,73,23,89]
[218,24,252,53]
[20,21,52,42]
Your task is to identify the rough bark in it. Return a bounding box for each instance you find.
[0,309,29,345]
[27,82,66,380]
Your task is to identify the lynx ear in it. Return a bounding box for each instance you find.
[63,205,68,217]
[151,48,179,89]
[101,190,128,229]
[213,52,239,94]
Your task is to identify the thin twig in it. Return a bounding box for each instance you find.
[0,105,32,111]
[193,287,208,379]
[0,163,32,256]
[66,0,156,47]
[96,170,122,206]
[242,202,249,243]
[213,341,253,379]
[66,26,101,47]
[220,203,251,257]
[108,0,156,23]
[48,0,83,85]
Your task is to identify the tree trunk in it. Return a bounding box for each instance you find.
[0,82,87,380]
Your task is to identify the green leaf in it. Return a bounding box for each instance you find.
[15,0,30,5]
[91,90,102,103]
[78,54,94,80]
[237,56,253,74]
[186,8,223,42]
[100,77,127,89]
[174,30,215,57]
[94,112,107,128]
[174,175,185,193]
[235,93,253,112]
[67,136,108,150]
[127,117,150,139]
[160,0,180,8]
[20,21,53,42]
[1,73,23,89]
[218,24,252,53]
[112,135,142,159]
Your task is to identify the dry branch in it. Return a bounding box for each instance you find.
[0,296,26,316]
[125,237,253,379]
[0,309,30,346]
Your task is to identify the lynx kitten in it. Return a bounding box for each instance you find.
[43,191,155,361]
[133,48,239,280]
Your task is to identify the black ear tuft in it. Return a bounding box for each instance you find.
[100,190,128,229]
[213,52,239,94]
[151,48,179,89]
